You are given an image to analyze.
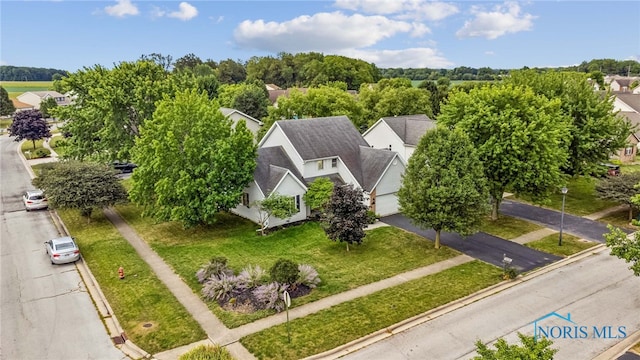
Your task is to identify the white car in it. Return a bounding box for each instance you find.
[45,237,81,265]
[23,189,48,211]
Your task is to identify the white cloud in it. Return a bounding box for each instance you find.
[104,0,139,18]
[340,47,454,68]
[168,2,198,21]
[484,50,495,56]
[150,6,165,19]
[209,15,224,24]
[456,2,535,39]
[234,11,424,53]
[334,0,459,21]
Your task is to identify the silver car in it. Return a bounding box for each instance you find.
[23,189,48,211]
[45,237,81,265]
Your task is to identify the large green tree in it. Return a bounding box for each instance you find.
[217,82,270,120]
[507,70,631,175]
[130,89,257,227]
[605,225,640,276]
[359,78,433,126]
[8,109,51,149]
[0,86,15,116]
[39,97,58,119]
[32,161,128,221]
[303,177,334,214]
[398,128,489,248]
[53,60,174,161]
[438,84,570,220]
[595,172,640,220]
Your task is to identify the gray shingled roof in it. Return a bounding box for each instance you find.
[254,146,305,196]
[616,93,640,113]
[620,111,640,138]
[359,146,397,191]
[380,114,436,146]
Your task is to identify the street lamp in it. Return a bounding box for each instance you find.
[559,187,568,246]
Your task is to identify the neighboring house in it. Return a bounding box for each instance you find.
[219,107,263,137]
[611,78,632,92]
[10,98,35,112]
[16,91,69,109]
[265,84,281,91]
[268,88,309,107]
[363,114,437,163]
[613,93,640,163]
[231,116,406,228]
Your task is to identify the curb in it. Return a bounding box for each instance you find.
[592,328,640,360]
[304,243,609,360]
[20,141,150,360]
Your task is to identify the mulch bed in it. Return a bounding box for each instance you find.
[218,284,312,313]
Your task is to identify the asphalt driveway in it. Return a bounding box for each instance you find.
[499,200,633,242]
[381,214,561,272]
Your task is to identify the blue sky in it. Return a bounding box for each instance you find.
[1,1,639,72]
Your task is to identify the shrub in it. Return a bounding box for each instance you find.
[366,210,379,224]
[238,264,266,288]
[33,148,51,158]
[297,264,321,288]
[269,258,299,285]
[178,344,234,360]
[196,256,233,283]
[202,274,246,301]
[252,282,289,312]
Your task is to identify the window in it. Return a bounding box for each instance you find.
[294,195,301,212]
[625,147,633,156]
[242,193,250,207]
[331,158,337,168]
[317,160,324,170]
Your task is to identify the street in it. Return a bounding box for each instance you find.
[0,135,124,360]
[341,249,640,360]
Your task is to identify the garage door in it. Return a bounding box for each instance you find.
[375,193,399,216]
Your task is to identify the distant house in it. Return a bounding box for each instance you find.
[231,116,406,228]
[363,114,437,163]
[219,107,263,138]
[10,98,35,112]
[613,93,640,163]
[16,91,69,110]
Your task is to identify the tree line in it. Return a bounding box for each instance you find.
[0,66,68,81]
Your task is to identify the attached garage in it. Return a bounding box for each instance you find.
[374,192,399,216]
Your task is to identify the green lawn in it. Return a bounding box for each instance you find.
[620,163,640,173]
[0,118,11,129]
[514,176,618,216]
[57,209,206,354]
[598,207,639,231]
[241,260,502,360]
[49,135,67,157]
[1,81,53,99]
[478,215,543,239]
[115,204,461,328]
[525,233,597,257]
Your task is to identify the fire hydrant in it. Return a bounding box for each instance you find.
[118,266,125,280]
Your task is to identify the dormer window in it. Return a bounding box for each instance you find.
[331,158,337,168]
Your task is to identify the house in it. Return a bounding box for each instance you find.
[10,98,35,112]
[363,114,437,163]
[231,116,406,228]
[219,107,263,137]
[613,93,640,163]
[16,91,70,109]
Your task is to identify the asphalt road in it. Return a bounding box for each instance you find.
[499,199,633,242]
[382,214,562,272]
[341,250,640,360]
[0,136,124,360]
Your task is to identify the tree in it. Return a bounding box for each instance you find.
[0,86,15,116]
[39,97,58,119]
[398,128,489,249]
[32,161,128,221]
[595,172,640,220]
[129,89,257,227]
[507,70,631,176]
[217,82,270,120]
[604,225,640,276]
[474,333,557,360]
[8,109,51,149]
[139,53,173,72]
[173,53,202,72]
[217,59,247,84]
[358,78,433,126]
[303,177,334,215]
[438,84,570,220]
[255,193,297,235]
[324,184,368,251]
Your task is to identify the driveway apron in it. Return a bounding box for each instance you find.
[499,200,633,242]
[381,214,561,272]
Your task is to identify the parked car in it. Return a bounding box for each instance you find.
[112,161,137,173]
[600,163,621,177]
[23,189,48,211]
[45,236,80,265]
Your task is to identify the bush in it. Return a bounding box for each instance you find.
[238,264,266,288]
[252,282,289,312]
[202,274,246,301]
[178,344,234,360]
[297,264,321,288]
[269,258,299,285]
[33,148,51,158]
[196,256,233,283]
[366,210,379,224]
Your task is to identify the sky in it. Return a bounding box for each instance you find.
[1,0,639,72]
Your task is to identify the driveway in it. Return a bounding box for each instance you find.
[382,214,562,272]
[499,200,633,242]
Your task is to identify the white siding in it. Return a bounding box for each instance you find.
[261,126,304,174]
[16,93,42,109]
[404,145,416,162]
[227,113,262,137]
[231,181,265,223]
[614,98,636,112]
[302,157,360,187]
[266,174,307,227]
[375,158,405,195]
[363,121,405,159]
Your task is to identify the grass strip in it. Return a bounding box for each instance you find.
[478,215,543,239]
[57,208,206,354]
[116,204,460,328]
[525,233,597,257]
[599,208,639,231]
[240,261,502,360]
